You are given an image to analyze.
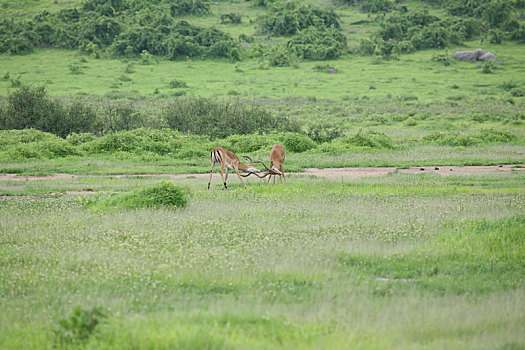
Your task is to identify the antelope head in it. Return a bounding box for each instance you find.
[240,155,264,177]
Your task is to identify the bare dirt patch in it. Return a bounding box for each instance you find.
[297,164,524,179]
[0,165,523,182]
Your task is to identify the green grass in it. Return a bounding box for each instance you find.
[1,41,524,100]
[1,173,524,348]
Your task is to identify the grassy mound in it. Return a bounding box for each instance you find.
[88,182,188,211]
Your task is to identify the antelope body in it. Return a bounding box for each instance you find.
[208,147,261,189]
[267,144,286,184]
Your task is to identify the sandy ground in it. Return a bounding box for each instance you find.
[0,164,523,182]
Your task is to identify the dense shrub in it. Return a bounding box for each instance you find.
[87,181,188,211]
[288,27,346,60]
[337,0,393,13]
[95,103,146,134]
[0,0,239,60]
[1,84,68,137]
[360,7,495,56]
[306,121,343,143]
[263,45,299,67]
[0,130,82,160]
[423,129,516,146]
[258,2,340,36]
[224,134,280,153]
[282,133,316,153]
[162,98,300,138]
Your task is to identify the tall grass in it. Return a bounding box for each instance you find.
[0,174,524,348]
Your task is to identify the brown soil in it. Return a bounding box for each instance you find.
[0,165,523,182]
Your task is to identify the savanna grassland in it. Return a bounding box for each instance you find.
[1,0,525,348]
[1,173,525,349]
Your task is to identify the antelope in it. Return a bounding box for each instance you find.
[208,147,264,189]
[261,144,286,184]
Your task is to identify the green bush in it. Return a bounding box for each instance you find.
[258,2,340,36]
[88,182,188,211]
[288,27,346,60]
[282,133,316,153]
[423,129,516,146]
[0,130,82,160]
[95,103,146,135]
[56,307,106,345]
[224,134,279,153]
[264,45,298,67]
[162,98,300,138]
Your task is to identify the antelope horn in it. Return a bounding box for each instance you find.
[254,160,271,172]
[240,155,253,166]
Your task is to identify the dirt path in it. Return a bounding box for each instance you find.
[0,165,523,182]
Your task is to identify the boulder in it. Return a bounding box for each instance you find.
[454,49,484,62]
[479,52,496,61]
[326,69,337,74]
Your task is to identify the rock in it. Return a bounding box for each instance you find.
[327,69,337,74]
[479,52,496,61]
[435,167,439,170]
[454,49,484,62]
[495,60,505,66]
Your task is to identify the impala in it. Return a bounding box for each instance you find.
[262,144,286,184]
[208,147,264,189]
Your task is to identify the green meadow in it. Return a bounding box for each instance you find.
[1,0,525,348]
[1,173,525,349]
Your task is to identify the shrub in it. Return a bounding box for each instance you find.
[264,45,298,67]
[162,98,300,138]
[220,13,242,24]
[423,129,516,146]
[258,2,340,36]
[88,182,188,211]
[224,134,278,153]
[288,27,347,60]
[345,130,393,149]
[2,84,68,137]
[169,80,188,88]
[56,307,106,345]
[305,121,343,143]
[282,133,316,153]
[95,103,146,134]
[0,130,82,160]
[510,87,525,97]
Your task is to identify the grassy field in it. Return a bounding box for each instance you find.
[1,172,524,349]
[1,0,525,348]
[1,41,524,100]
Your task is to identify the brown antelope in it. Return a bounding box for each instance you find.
[263,144,286,184]
[208,147,263,189]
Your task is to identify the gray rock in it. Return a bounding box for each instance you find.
[327,69,337,74]
[454,49,484,62]
[479,52,496,61]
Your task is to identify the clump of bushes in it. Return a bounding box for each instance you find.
[88,182,188,211]
[0,129,82,160]
[0,0,240,60]
[319,130,394,153]
[288,27,346,60]
[56,307,106,345]
[423,129,516,146]
[162,97,300,138]
[336,0,393,13]
[258,2,340,36]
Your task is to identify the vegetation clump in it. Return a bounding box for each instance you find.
[56,307,106,345]
[0,0,239,60]
[88,181,189,210]
[162,97,300,138]
[258,2,340,36]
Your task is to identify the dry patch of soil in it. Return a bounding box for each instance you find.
[0,165,523,182]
